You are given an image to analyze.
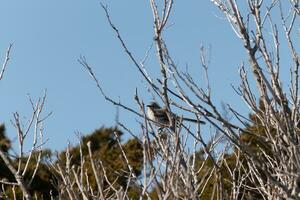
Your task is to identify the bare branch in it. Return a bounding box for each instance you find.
[0,44,13,81]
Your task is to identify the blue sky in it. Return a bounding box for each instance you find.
[0,1,252,151]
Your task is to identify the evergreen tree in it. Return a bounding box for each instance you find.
[57,127,144,199]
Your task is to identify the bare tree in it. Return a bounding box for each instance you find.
[0,44,52,200]
[79,0,300,199]
[1,0,298,199]
[210,0,300,199]
[0,91,50,200]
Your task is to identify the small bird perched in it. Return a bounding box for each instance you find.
[147,102,205,127]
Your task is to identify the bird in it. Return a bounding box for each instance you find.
[146,102,205,127]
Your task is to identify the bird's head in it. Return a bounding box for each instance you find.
[147,102,161,109]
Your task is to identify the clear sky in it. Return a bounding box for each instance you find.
[0,1,253,151]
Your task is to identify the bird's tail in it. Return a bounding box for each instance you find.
[181,117,205,124]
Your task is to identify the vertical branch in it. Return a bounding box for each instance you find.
[149,0,174,108]
[87,141,105,199]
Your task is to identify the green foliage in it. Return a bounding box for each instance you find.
[57,126,144,198]
[0,115,274,199]
[0,125,143,199]
[9,150,57,200]
[0,124,56,199]
[0,124,14,181]
[0,124,10,152]
[195,102,274,199]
